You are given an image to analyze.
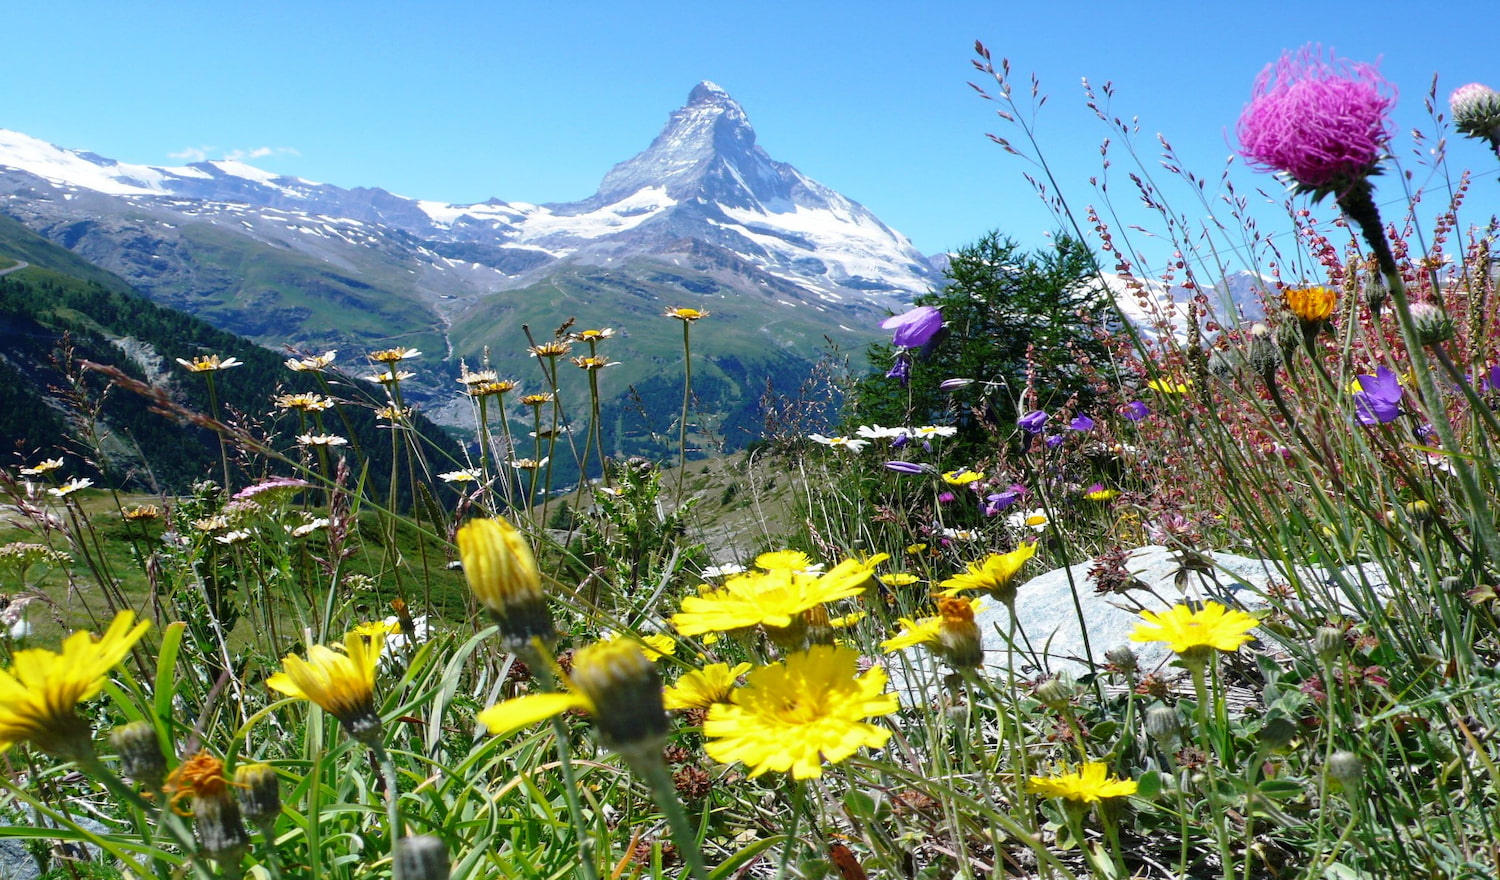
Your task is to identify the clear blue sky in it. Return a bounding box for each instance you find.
[3,1,1498,271]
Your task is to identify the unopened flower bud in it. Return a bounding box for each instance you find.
[110,721,167,789]
[1105,645,1138,674]
[1326,750,1364,792]
[1409,302,1455,346]
[1247,323,1283,382]
[194,790,249,868]
[1404,499,1433,524]
[394,835,452,880]
[1144,705,1182,746]
[1451,83,1500,141]
[1312,627,1345,663]
[569,639,669,761]
[801,604,836,648]
[234,763,281,831]
[456,518,554,652]
[1034,675,1076,711]
[935,597,982,669]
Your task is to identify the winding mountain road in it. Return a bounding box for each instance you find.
[0,260,28,277]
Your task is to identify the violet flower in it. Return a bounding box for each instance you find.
[1017,410,1049,434]
[885,460,934,475]
[881,306,944,349]
[1236,46,1395,197]
[1068,414,1095,432]
[1122,401,1150,421]
[886,352,911,386]
[1353,366,1402,426]
[1044,434,1064,449]
[1478,364,1500,393]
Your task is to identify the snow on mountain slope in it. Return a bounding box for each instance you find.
[0,82,939,302]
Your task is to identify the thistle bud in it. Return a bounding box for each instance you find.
[1326,750,1364,793]
[394,835,452,880]
[110,721,167,789]
[1451,83,1500,142]
[456,518,555,652]
[1409,302,1455,346]
[233,763,281,832]
[1247,323,1283,382]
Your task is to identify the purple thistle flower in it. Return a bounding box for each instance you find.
[881,306,944,349]
[1122,400,1150,422]
[1067,414,1095,432]
[1353,366,1402,426]
[1236,46,1396,194]
[1017,410,1049,434]
[938,491,956,505]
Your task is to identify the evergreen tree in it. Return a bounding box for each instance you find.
[847,231,1117,435]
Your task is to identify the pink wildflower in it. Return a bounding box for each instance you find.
[1236,47,1395,194]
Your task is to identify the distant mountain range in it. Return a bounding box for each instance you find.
[0,82,948,461]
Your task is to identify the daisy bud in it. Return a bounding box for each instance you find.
[110,721,167,789]
[233,763,281,832]
[394,835,452,880]
[569,639,669,761]
[456,518,555,652]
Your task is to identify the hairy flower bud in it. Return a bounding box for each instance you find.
[1326,750,1364,793]
[234,763,281,832]
[110,721,167,789]
[569,639,669,761]
[1312,627,1345,664]
[394,835,452,880]
[456,518,554,652]
[1247,323,1284,382]
[1409,302,1455,346]
[1451,83,1500,142]
[1144,705,1182,746]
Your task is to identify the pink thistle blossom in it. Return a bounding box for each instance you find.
[1236,47,1395,194]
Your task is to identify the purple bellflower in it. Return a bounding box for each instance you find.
[881,306,944,349]
[1353,366,1402,426]
[1017,410,1049,434]
[1068,414,1095,432]
[1122,401,1150,422]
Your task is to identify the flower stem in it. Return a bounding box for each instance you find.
[626,751,709,880]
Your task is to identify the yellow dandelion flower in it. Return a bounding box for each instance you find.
[754,550,814,572]
[878,572,921,588]
[828,610,867,628]
[1130,601,1259,662]
[938,543,1037,604]
[1146,377,1191,393]
[662,661,753,711]
[882,597,984,668]
[0,610,150,759]
[941,469,984,486]
[702,645,897,779]
[123,504,161,521]
[1286,286,1336,324]
[266,630,385,744]
[665,307,709,321]
[670,555,887,636]
[1027,762,1138,804]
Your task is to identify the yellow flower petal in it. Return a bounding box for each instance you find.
[478,692,592,738]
